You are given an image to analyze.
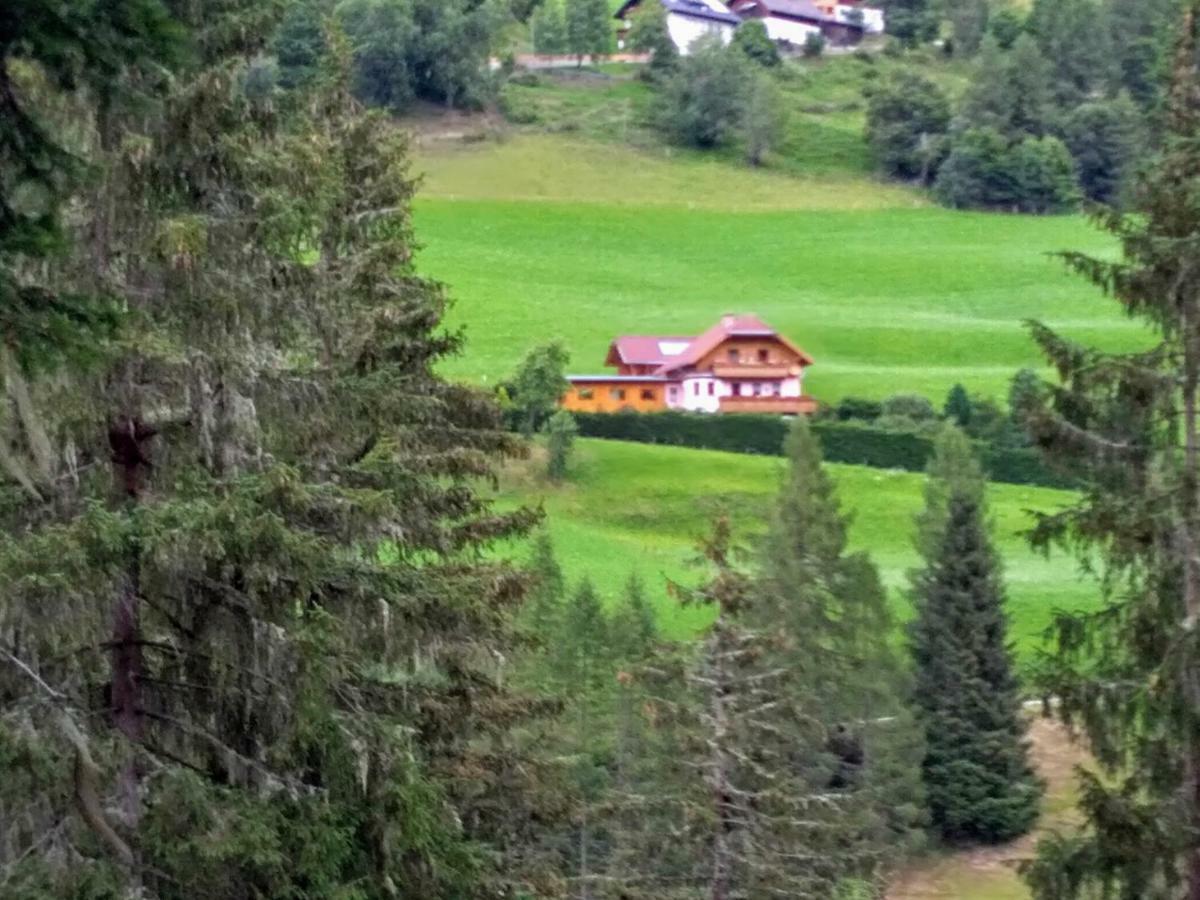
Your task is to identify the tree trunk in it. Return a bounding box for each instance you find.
[708,625,733,900]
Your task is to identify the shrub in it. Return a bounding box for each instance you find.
[1010,136,1081,214]
[803,31,826,58]
[934,127,1017,209]
[864,70,951,182]
[744,73,786,166]
[658,38,749,148]
[835,397,883,423]
[882,393,937,422]
[732,19,780,67]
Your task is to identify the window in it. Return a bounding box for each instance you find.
[640,389,656,401]
[578,388,594,400]
[707,382,715,396]
[728,348,740,363]
[752,383,762,397]
[610,388,626,401]
[758,348,770,363]
[765,382,777,397]
[692,382,700,396]
[669,387,678,400]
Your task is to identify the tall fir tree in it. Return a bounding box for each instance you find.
[909,432,1041,844]
[1018,3,1200,896]
[756,418,927,875]
[0,12,560,898]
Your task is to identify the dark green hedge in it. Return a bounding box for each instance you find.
[572,411,1076,489]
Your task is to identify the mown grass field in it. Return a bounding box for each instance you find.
[411,56,1146,405]
[494,438,1089,665]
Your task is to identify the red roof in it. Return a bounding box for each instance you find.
[606,335,696,367]
[655,314,814,374]
[602,315,813,374]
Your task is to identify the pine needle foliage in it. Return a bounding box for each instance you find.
[909,477,1041,843]
[757,418,927,875]
[1017,3,1200,896]
[0,10,558,898]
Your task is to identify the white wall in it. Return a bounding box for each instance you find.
[665,383,684,410]
[760,15,821,46]
[837,4,884,33]
[780,376,802,398]
[680,376,726,412]
[667,13,735,54]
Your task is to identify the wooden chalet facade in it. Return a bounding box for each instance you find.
[561,314,817,416]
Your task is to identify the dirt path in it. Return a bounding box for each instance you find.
[887,716,1090,900]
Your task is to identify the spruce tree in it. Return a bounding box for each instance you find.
[944,383,974,427]
[1017,4,1200,895]
[0,14,556,898]
[757,418,927,876]
[909,434,1041,844]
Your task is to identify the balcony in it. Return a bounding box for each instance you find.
[710,364,797,379]
[719,395,818,415]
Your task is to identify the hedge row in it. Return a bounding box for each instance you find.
[572,411,1076,490]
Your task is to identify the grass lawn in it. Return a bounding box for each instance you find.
[415,162,1140,404]
[494,438,1093,667]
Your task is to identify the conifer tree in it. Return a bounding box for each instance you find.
[909,434,1041,844]
[545,408,578,481]
[0,12,556,897]
[1017,3,1200,895]
[680,518,851,898]
[757,418,927,870]
[944,383,974,427]
[525,531,567,638]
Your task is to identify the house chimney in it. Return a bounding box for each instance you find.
[721,312,736,327]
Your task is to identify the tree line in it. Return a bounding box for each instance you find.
[869,0,1177,212]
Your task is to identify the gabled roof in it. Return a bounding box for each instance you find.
[654,314,814,375]
[616,0,742,26]
[606,335,696,367]
[735,0,860,26]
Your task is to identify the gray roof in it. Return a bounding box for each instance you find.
[751,0,862,26]
[616,0,741,26]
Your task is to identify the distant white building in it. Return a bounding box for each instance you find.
[615,0,741,55]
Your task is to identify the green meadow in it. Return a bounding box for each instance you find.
[409,56,1114,660]
[415,134,1142,405]
[495,438,1089,666]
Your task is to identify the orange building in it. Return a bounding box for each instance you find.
[561,314,817,416]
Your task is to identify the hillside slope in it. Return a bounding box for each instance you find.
[495,438,1090,661]
[414,131,1140,404]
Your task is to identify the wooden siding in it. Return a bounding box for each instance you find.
[696,336,808,373]
[561,380,671,413]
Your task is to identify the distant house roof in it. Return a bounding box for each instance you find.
[615,0,742,26]
[655,313,814,375]
[606,335,697,367]
[733,0,860,27]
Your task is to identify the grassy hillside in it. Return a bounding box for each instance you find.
[495,438,1091,664]
[415,155,1138,403]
